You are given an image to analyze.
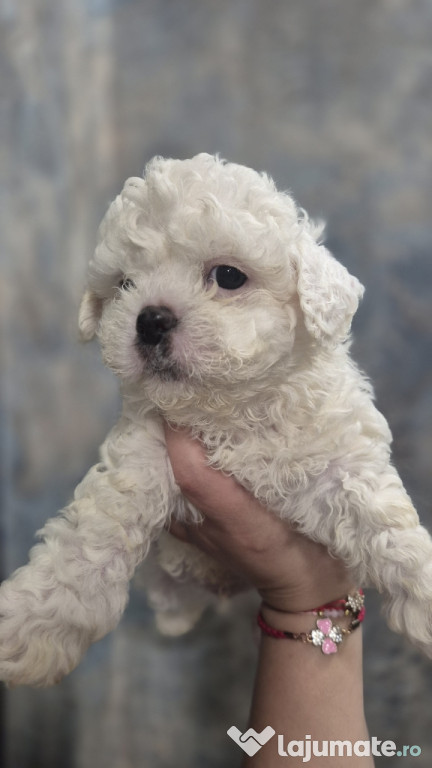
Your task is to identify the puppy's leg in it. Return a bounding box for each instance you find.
[0,419,175,686]
[135,531,245,636]
[141,554,214,637]
[146,530,245,635]
[364,489,432,658]
[303,468,432,657]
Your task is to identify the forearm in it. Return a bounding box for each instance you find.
[243,613,373,767]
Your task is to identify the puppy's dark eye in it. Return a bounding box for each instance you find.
[208,265,248,290]
[119,277,136,291]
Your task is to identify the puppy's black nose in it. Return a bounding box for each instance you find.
[136,305,178,346]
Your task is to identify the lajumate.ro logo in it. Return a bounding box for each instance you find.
[227,727,422,761]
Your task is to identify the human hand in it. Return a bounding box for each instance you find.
[164,425,355,614]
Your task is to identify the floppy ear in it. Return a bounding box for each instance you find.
[297,242,364,345]
[78,290,103,341]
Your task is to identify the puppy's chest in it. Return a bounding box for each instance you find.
[197,421,327,497]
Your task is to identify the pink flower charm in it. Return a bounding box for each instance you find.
[310,618,343,654]
[322,637,338,654]
[317,618,333,634]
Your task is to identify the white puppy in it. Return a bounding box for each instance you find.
[1,153,431,686]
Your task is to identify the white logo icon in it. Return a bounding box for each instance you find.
[227,725,276,756]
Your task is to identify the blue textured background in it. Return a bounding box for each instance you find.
[1,1,431,766]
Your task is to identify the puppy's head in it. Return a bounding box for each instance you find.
[79,154,363,410]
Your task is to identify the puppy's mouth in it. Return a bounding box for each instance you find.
[135,305,182,382]
[135,338,181,381]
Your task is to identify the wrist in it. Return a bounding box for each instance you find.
[260,603,316,634]
[258,582,357,614]
[260,600,348,636]
[258,590,365,654]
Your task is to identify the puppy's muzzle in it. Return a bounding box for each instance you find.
[136,305,178,347]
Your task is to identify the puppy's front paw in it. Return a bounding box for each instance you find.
[0,564,96,687]
[0,590,86,687]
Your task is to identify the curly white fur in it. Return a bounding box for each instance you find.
[1,153,431,686]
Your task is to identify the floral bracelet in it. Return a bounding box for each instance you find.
[257,590,365,655]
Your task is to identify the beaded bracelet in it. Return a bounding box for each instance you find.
[257,591,365,655]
